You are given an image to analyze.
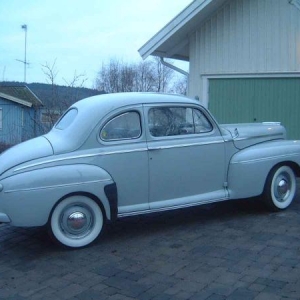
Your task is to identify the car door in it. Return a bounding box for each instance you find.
[97,106,149,215]
[144,104,227,210]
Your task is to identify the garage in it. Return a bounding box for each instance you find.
[139,0,300,140]
[208,77,300,139]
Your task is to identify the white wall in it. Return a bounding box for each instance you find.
[188,0,300,103]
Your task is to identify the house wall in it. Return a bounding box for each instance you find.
[188,0,300,105]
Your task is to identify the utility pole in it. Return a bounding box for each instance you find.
[16,24,28,83]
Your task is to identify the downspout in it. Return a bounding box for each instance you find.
[160,57,189,77]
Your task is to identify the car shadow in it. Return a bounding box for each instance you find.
[0,192,299,252]
[99,196,293,244]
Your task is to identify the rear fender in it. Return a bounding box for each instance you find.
[0,164,115,226]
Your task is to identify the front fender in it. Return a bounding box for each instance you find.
[228,140,300,199]
[0,164,114,226]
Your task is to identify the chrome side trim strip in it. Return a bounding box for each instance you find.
[234,134,283,141]
[148,139,224,150]
[4,179,111,193]
[231,153,300,164]
[117,197,228,218]
[14,147,148,172]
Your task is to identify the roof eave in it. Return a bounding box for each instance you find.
[138,0,213,60]
[152,51,189,62]
[0,92,33,107]
[25,85,43,107]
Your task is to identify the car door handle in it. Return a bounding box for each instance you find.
[148,147,162,151]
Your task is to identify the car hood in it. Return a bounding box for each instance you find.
[0,136,53,175]
[221,122,286,149]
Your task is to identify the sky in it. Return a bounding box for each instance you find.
[0,0,192,88]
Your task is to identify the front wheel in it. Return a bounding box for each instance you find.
[263,165,296,211]
[49,195,104,248]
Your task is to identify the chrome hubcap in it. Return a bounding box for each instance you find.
[60,205,94,238]
[274,174,290,202]
[277,179,288,197]
[67,212,87,230]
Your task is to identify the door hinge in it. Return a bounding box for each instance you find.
[223,182,228,188]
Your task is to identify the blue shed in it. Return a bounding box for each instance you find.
[0,85,43,146]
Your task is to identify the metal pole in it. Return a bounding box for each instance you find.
[21,24,27,83]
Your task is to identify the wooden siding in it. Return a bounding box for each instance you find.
[0,98,40,145]
[188,0,300,99]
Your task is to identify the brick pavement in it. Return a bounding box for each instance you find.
[0,191,300,300]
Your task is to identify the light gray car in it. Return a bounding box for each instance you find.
[0,93,299,248]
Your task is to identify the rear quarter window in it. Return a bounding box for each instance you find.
[55,108,78,130]
[100,111,141,141]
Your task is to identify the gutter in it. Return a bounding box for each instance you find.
[160,57,189,77]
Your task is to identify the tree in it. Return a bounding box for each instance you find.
[94,57,176,93]
[171,75,188,95]
[39,60,88,132]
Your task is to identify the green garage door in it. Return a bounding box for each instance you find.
[209,78,300,139]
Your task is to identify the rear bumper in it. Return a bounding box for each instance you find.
[0,212,10,223]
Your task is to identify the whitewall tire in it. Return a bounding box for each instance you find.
[49,195,104,248]
[264,165,296,211]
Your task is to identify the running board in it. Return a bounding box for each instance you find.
[117,197,229,218]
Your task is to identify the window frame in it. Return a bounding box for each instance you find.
[147,105,213,138]
[100,110,142,142]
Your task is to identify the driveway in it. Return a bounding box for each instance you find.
[0,189,300,300]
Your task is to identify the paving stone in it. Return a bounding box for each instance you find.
[57,284,86,299]
[103,276,150,298]
[0,190,299,300]
[215,272,243,285]
[226,288,258,300]
[205,282,236,297]
[253,292,281,300]
[75,289,109,300]
[206,294,226,300]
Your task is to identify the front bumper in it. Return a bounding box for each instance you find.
[0,212,10,223]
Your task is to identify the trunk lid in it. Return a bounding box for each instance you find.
[0,136,53,175]
[221,122,286,149]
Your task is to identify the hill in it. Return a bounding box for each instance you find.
[0,81,105,107]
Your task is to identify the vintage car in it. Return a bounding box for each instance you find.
[0,93,299,248]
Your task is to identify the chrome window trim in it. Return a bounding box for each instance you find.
[100,110,142,142]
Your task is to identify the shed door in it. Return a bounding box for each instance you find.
[208,78,300,139]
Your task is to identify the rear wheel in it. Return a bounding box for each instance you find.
[49,195,104,248]
[263,165,296,211]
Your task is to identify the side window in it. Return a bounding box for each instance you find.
[193,109,213,133]
[101,111,141,141]
[148,107,212,137]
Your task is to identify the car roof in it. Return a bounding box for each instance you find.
[46,93,203,154]
[72,92,200,113]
